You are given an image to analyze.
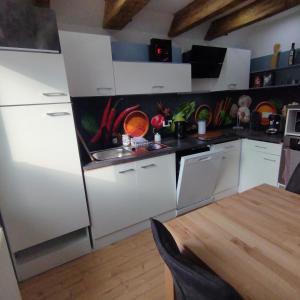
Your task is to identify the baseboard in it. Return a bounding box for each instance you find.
[92,210,176,250]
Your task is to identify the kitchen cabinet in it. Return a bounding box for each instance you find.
[213,140,241,198]
[239,139,282,192]
[0,228,22,300]
[113,61,191,95]
[59,31,115,97]
[192,48,251,92]
[0,104,90,253]
[0,51,70,106]
[84,154,176,241]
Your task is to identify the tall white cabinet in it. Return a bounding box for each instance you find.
[59,31,115,97]
[0,50,91,280]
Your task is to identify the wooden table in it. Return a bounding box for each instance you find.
[165,185,300,300]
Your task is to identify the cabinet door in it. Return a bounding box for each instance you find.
[85,162,139,239]
[59,31,115,97]
[239,143,260,192]
[257,153,281,187]
[215,149,240,195]
[214,48,251,91]
[0,229,21,300]
[0,104,90,252]
[114,62,191,95]
[0,51,70,106]
[136,154,177,216]
[239,140,281,192]
[152,63,191,93]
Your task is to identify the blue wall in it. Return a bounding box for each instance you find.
[251,48,300,72]
[111,41,182,63]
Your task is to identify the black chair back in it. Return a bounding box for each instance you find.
[150,218,242,300]
[286,163,300,194]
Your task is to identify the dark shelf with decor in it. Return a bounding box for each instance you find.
[250,62,300,89]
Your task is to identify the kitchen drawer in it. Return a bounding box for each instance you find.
[213,140,241,152]
[245,139,282,156]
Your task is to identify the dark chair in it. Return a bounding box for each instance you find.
[286,163,300,195]
[150,218,243,300]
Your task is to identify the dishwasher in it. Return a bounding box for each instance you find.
[176,146,223,215]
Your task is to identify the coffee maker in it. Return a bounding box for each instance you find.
[266,114,281,134]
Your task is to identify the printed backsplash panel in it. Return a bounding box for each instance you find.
[72,85,300,155]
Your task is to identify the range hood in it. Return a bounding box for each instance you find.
[0,1,60,53]
[182,45,227,78]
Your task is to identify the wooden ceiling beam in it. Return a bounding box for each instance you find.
[33,0,50,8]
[205,0,300,41]
[168,0,245,38]
[103,0,150,30]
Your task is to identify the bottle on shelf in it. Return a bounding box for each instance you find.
[288,43,296,65]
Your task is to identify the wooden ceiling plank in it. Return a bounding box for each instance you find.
[103,0,150,30]
[33,0,50,8]
[205,0,300,40]
[168,0,245,38]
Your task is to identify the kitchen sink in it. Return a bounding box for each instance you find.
[91,143,168,161]
[92,148,133,161]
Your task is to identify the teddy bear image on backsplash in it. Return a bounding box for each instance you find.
[232,95,252,130]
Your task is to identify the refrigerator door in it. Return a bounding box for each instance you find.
[0,104,90,252]
[177,149,223,211]
[0,51,70,106]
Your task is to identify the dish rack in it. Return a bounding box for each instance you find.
[130,137,149,149]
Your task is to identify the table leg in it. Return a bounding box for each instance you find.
[164,263,175,300]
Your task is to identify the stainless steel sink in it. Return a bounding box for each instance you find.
[92,148,133,161]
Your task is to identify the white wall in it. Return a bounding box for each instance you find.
[51,0,300,58]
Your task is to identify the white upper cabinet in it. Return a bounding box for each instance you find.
[59,31,115,97]
[0,51,70,106]
[214,48,251,91]
[192,48,251,92]
[113,61,191,95]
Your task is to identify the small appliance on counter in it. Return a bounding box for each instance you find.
[266,114,281,134]
[279,106,300,187]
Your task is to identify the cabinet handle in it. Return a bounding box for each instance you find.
[197,156,212,162]
[264,158,276,162]
[119,168,135,174]
[152,85,165,89]
[43,92,67,97]
[97,87,113,91]
[141,163,156,169]
[228,83,237,89]
[255,145,267,149]
[224,145,234,149]
[46,112,70,117]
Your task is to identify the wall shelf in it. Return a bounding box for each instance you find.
[250,63,300,75]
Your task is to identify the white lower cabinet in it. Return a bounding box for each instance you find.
[84,154,176,243]
[239,139,282,192]
[213,140,241,198]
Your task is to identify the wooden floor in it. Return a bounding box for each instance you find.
[20,230,165,300]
